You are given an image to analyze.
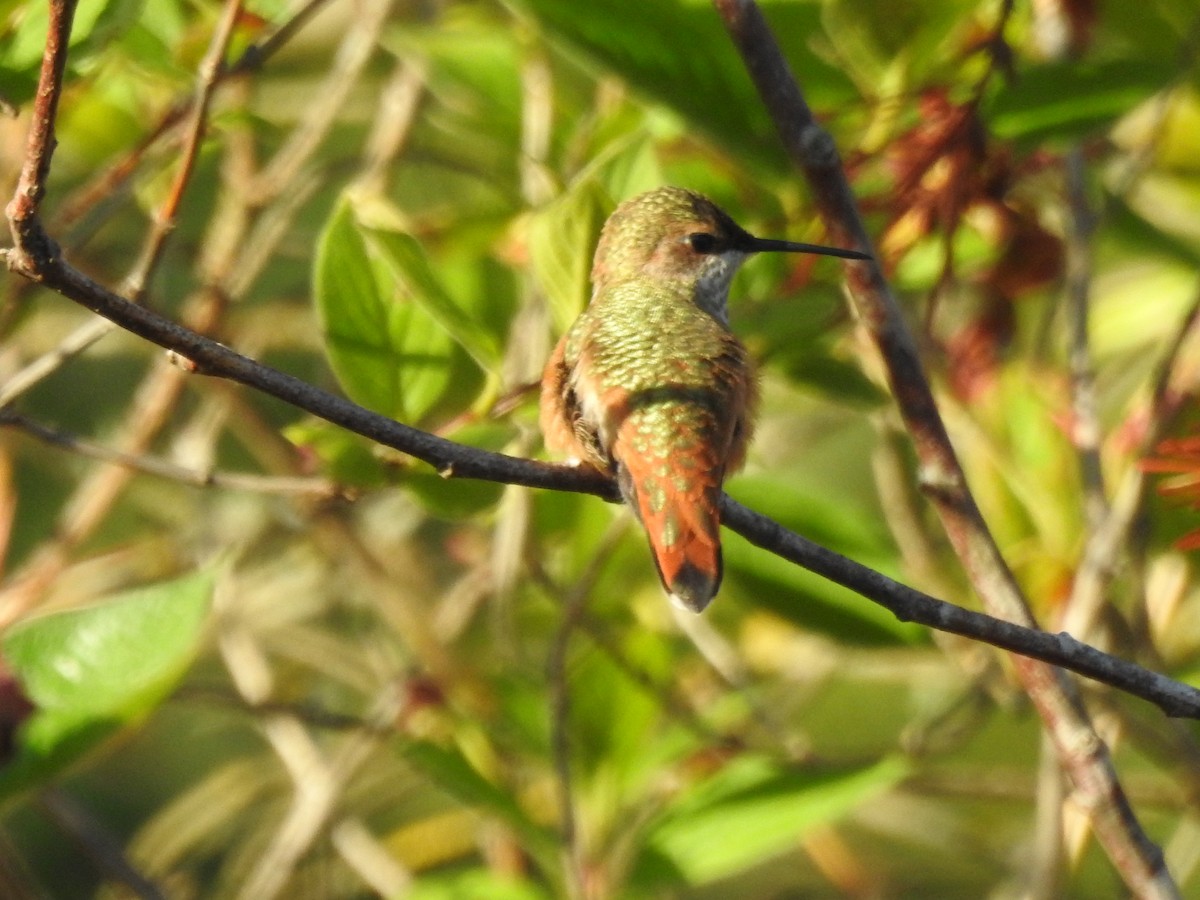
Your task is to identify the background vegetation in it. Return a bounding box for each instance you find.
[2,0,1200,896]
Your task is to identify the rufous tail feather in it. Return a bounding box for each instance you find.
[616,449,724,613]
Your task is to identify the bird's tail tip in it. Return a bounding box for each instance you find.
[665,562,720,613]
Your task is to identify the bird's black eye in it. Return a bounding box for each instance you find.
[687,232,718,254]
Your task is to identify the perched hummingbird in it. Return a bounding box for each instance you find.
[540,186,868,612]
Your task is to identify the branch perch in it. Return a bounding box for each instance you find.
[711,0,1175,894]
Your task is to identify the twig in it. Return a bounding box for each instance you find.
[0,409,338,496]
[710,0,1175,894]
[39,787,165,900]
[247,0,396,203]
[8,229,1200,720]
[122,0,245,302]
[1064,146,1106,530]
[546,523,621,900]
[4,0,77,256]
[1062,280,1200,639]
[0,317,114,408]
[356,59,427,196]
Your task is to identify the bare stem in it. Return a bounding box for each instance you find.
[0,410,337,496]
[710,0,1175,894]
[122,0,246,302]
[1064,146,1106,530]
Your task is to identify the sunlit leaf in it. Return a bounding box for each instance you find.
[528,181,610,333]
[642,755,908,884]
[365,228,502,372]
[0,572,213,799]
[514,0,854,171]
[408,869,552,900]
[989,58,1178,143]
[314,195,486,424]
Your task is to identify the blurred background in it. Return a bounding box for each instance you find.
[1,0,1200,896]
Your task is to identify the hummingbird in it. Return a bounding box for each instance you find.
[540,186,868,612]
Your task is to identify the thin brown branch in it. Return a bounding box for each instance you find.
[122,0,245,302]
[6,218,1200,720]
[710,0,1175,894]
[546,520,629,900]
[4,0,77,261]
[1063,279,1200,638]
[1065,146,1106,530]
[39,787,165,900]
[248,0,396,204]
[0,410,338,496]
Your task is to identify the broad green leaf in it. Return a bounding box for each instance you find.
[989,59,1178,143]
[0,572,213,799]
[643,755,907,884]
[529,135,662,334]
[314,195,486,424]
[366,228,502,372]
[408,869,551,900]
[528,181,610,333]
[513,0,855,172]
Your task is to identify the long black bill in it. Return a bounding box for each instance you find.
[744,235,871,261]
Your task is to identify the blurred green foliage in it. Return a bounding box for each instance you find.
[1,0,1199,897]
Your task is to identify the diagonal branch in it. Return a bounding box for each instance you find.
[710,0,1175,895]
[7,218,1200,722]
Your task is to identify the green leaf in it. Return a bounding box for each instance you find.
[989,58,1177,143]
[313,195,486,424]
[528,181,610,334]
[514,0,855,172]
[365,228,502,372]
[642,755,907,884]
[0,571,213,799]
[408,869,552,900]
[528,135,662,334]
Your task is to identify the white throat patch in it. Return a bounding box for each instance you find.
[694,251,747,324]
